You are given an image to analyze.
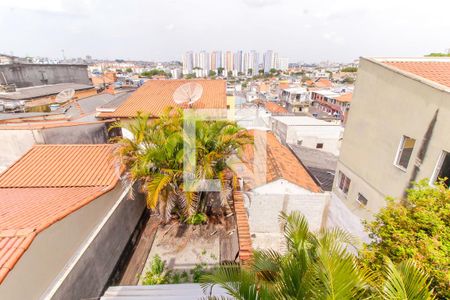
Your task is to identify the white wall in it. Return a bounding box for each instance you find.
[245,180,329,251]
[0,129,42,171]
[271,117,344,156]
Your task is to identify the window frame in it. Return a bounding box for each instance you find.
[337,171,351,196]
[393,135,415,171]
[316,143,324,149]
[429,150,450,187]
[357,193,368,206]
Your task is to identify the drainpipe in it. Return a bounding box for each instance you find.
[402,108,439,200]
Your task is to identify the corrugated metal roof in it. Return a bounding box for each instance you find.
[0,83,94,100]
[100,284,230,299]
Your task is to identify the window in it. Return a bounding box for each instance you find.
[338,171,351,195]
[431,151,450,187]
[394,136,416,169]
[316,143,324,149]
[357,193,368,206]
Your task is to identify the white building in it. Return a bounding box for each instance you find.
[271,116,344,156]
[229,131,329,251]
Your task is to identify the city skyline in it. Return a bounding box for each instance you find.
[1,0,449,62]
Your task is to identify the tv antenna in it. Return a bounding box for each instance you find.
[55,88,75,103]
[172,82,203,106]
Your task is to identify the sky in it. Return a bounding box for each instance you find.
[0,0,449,63]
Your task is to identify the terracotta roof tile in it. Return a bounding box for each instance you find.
[98,79,227,118]
[264,102,288,114]
[233,190,252,263]
[382,60,450,88]
[335,93,352,103]
[0,144,120,283]
[314,78,333,88]
[0,144,118,188]
[237,131,321,192]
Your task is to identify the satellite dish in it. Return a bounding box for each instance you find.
[172,82,203,106]
[55,88,75,103]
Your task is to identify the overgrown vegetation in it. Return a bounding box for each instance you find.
[113,108,252,223]
[341,66,358,72]
[142,254,214,285]
[361,180,450,299]
[201,212,435,299]
[141,69,171,78]
[425,52,450,57]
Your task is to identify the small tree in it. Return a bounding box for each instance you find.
[341,66,358,72]
[227,70,233,78]
[343,77,355,84]
[217,67,225,76]
[208,70,217,77]
[361,179,450,299]
[247,68,253,76]
[125,67,133,73]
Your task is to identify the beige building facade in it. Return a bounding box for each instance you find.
[333,57,450,220]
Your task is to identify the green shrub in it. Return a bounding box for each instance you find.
[142,255,169,285]
[187,213,208,225]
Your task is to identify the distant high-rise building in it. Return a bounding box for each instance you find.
[234,50,243,73]
[182,51,193,74]
[277,57,289,71]
[210,51,217,71]
[248,50,259,75]
[225,51,234,72]
[263,50,274,73]
[198,51,210,72]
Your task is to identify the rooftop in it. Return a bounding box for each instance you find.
[335,92,352,103]
[271,115,341,126]
[97,80,227,118]
[0,144,120,283]
[236,131,320,192]
[0,83,94,101]
[371,57,450,90]
[288,144,338,191]
[263,102,288,114]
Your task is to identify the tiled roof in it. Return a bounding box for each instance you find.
[98,80,227,118]
[264,102,288,114]
[238,131,321,192]
[314,78,333,88]
[0,144,118,187]
[335,93,352,103]
[382,60,450,88]
[0,144,120,283]
[233,190,252,263]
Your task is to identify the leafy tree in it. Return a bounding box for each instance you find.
[125,67,133,73]
[247,68,253,76]
[301,76,311,82]
[184,73,196,79]
[269,68,277,74]
[258,69,264,75]
[361,180,449,299]
[238,71,244,76]
[425,53,450,57]
[227,70,233,78]
[217,67,225,76]
[343,77,355,84]
[112,108,251,223]
[208,70,217,77]
[341,67,358,72]
[141,69,169,78]
[202,212,435,299]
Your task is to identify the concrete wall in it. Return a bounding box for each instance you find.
[0,64,91,88]
[0,184,145,300]
[0,129,42,171]
[271,118,343,155]
[0,123,108,171]
[246,179,329,251]
[333,57,450,220]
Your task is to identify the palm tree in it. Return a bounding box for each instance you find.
[201,212,435,300]
[113,107,251,222]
